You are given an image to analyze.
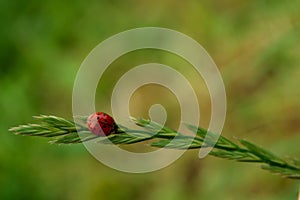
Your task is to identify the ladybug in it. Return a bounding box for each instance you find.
[87,112,118,136]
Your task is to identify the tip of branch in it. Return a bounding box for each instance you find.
[8,126,22,135]
[8,127,16,132]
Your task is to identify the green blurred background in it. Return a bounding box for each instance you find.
[1,0,300,199]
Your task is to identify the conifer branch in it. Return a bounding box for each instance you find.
[9,115,300,179]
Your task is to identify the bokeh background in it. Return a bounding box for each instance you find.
[1,0,300,199]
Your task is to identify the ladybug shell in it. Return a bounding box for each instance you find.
[87,112,117,136]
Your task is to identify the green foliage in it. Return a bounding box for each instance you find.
[10,115,300,180]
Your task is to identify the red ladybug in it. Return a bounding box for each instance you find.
[87,112,118,136]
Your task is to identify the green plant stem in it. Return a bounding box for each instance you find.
[9,115,300,179]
